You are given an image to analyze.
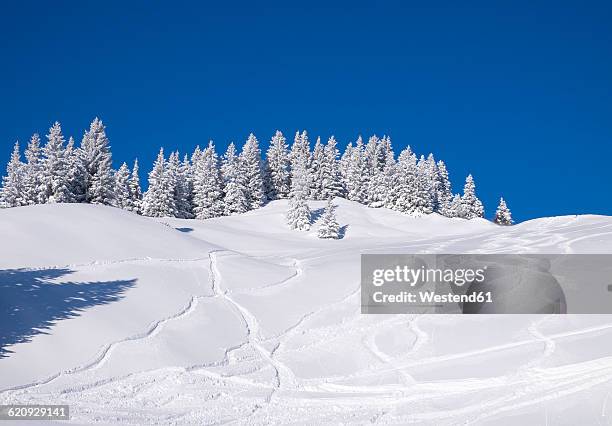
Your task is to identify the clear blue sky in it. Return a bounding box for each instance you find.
[1,0,611,222]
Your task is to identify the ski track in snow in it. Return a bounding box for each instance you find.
[3,211,612,424]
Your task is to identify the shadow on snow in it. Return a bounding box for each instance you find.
[0,268,136,359]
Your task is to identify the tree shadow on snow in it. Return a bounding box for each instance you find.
[0,268,136,359]
[175,227,193,233]
[310,207,325,222]
[338,224,349,239]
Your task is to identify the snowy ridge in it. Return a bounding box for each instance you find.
[1,200,612,424]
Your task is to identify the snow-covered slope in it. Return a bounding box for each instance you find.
[1,200,612,425]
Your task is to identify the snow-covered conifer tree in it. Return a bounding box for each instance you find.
[80,118,114,205]
[346,137,367,202]
[64,136,87,203]
[309,136,326,199]
[458,174,484,219]
[393,147,418,214]
[365,136,395,207]
[127,159,142,214]
[317,198,341,239]
[435,160,453,216]
[1,141,25,207]
[176,154,194,218]
[193,141,224,219]
[114,162,131,209]
[289,130,311,198]
[40,122,71,204]
[141,148,176,217]
[447,194,461,218]
[286,159,311,231]
[412,155,433,215]
[166,151,193,219]
[494,197,513,225]
[22,134,43,205]
[222,142,249,215]
[322,136,344,199]
[339,142,353,188]
[265,130,290,200]
[240,133,265,209]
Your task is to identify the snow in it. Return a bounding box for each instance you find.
[1,199,612,424]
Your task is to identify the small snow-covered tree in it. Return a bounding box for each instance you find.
[458,174,484,219]
[193,141,224,219]
[240,133,266,209]
[127,159,142,214]
[265,130,291,200]
[317,198,341,239]
[222,142,249,215]
[22,134,43,205]
[40,122,71,204]
[494,197,513,225]
[286,159,311,231]
[80,118,114,205]
[114,162,131,209]
[141,148,176,217]
[1,141,25,207]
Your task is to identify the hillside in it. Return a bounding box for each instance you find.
[1,200,612,424]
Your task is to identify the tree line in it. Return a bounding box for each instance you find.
[0,118,514,226]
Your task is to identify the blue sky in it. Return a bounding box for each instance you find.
[1,0,611,222]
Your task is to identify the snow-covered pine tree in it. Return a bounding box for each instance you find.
[435,160,453,217]
[458,174,484,219]
[240,133,266,209]
[193,141,224,219]
[22,134,43,205]
[494,197,513,225]
[447,194,461,218]
[286,158,311,231]
[64,136,87,203]
[166,151,193,219]
[309,136,326,199]
[321,136,345,199]
[127,159,142,214]
[346,136,367,202]
[425,153,439,212]
[222,142,249,215]
[365,136,395,207]
[80,118,114,205]
[393,147,418,214]
[362,135,379,205]
[412,155,433,215]
[289,130,311,198]
[40,122,71,204]
[114,162,131,209]
[176,154,194,219]
[141,148,176,217]
[317,198,341,239]
[265,130,290,200]
[1,141,25,207]
[339,142,353,188]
